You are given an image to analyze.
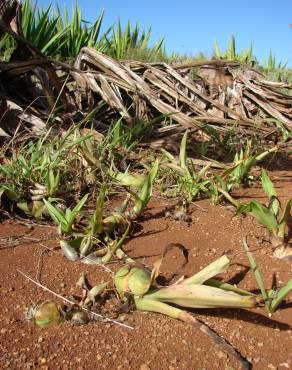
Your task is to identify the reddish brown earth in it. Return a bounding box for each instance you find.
[0,172,291,370]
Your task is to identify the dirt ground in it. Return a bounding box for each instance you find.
[0,169,291,370]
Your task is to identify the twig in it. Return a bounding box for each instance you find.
[36,248,48,283]
[17,269,134,330]
[191,318,251,370]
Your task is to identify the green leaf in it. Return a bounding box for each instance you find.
[261,169,279,216]
[71,194,89,216]
[90,186,106,235]
[205,279,255,296]
[66,194,89,229]
[236,200,278,236]
[43,199,67,226]
[270,280,292,313]
[243,238,269,306]
[181,255,230,285]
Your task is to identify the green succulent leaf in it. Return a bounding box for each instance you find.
[236,200,278,236]
[261,169,279,216]
[270,280,292,313]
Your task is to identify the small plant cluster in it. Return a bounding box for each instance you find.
[43,159,159,265]
[160,130,277,203]
[0,123,161,264]
[1,124,290,261]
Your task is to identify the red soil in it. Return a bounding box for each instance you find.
[0,173,291,370]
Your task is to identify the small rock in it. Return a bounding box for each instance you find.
[217,351,227,359]
[279,363,290,369]
[140,364,150,370]
[267,365,276,370]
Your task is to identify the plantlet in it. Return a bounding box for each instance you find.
[208,174,233,205]
[221,141,277,186]
[243,238,292,313]
[44,188,130,264]
[114,159,160,218]
[44,194,89,236]
[236,170,292,259]
[161,130,210,203]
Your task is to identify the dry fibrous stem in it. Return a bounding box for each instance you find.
[1,10,292,140]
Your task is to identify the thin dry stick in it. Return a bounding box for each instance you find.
[35,248,48,282]
[191,318,250,370]
[17,269,134,330]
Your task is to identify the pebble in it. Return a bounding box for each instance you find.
[267,365,276,370]
[140,365,151,370]
[217,351,227,359]
[279,363,290,369]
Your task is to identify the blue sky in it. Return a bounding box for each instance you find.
[38,0,292,65]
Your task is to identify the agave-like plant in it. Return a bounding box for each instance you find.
[20,0,109,58]
[236,170,292,259]
[55,2,108,58]
[262,50,288,71]
[22,0,70,56]
[106,19,165,61]
[213,34,256,64]
[115,254,261,369]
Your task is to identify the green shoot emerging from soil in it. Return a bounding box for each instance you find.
[243,238,292,313]
[236,170,292,259]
